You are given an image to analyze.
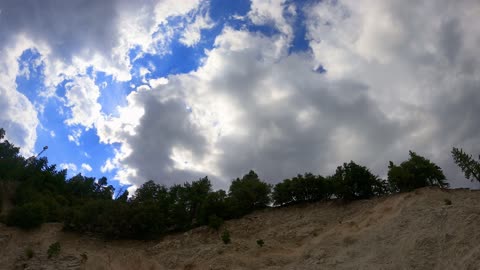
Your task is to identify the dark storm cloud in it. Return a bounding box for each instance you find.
[0,0,119,61]
[123,89,210,186]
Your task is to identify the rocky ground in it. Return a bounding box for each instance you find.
[1,187,480,270]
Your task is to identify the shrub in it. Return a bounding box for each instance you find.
[25,248,34,259]
[221,229,231,244]
[444,199,452,205]
[6,202,47,229]
[207,214,224,230]
[388,151,448,192]
[256,239,264,247]
[47,242,61,258]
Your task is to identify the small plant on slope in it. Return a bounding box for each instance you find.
[221,229,231,244]
[47,242,61,259]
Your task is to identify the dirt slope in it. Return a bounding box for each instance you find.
[1,187,480,270]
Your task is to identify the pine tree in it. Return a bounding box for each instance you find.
[452,147,480,182]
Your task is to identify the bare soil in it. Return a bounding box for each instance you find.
[1,187,480,269]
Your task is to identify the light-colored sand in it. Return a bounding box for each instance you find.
[1,187,480,270]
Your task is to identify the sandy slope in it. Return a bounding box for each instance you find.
[1,187,480,270]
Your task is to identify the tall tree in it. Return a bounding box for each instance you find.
[452,147,480,182]
[228,170,271,216]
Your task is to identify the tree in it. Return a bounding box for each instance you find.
[6,202,47,229]
[330,161,385,201]
[272,173,332,206]
[452,147,480,182]
[388,151,448,192]
[228,170,271,216]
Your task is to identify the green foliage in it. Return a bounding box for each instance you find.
[0,126,461,240]
[273,173,332,206]
[388,151,448,192]
[6,202,47,229]
[452,147,480,182]
[256,239,264,247]
[228,170,271,217]
[207,214,224,230]
[330,161,386,201]
[221,229,231,244]
[47,242,61,258]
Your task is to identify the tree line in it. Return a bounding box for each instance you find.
[0,127,478,239]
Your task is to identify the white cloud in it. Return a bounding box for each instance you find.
[248,0,295,37]
[179,8,214,47]
[67,129,82,146]
[64,76,102,129]
[149,77,169,88]
[96,0,480,192]
[60,163,77,172]
[81,163,93,172]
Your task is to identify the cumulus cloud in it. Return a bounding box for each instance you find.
[97,0,480,191]
[81,163,93,172]
[64,76,102,129]
[0,0,208,155]
[2,0,479,191]
[60,163,77,172]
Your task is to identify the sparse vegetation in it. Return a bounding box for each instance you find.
[444,199,452,205]
[256,239,264,247]
[221,230,231,244]
[47,242,61,258]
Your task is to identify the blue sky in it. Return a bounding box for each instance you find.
[1,0,480,194]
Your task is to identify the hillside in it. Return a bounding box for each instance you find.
[1,187,480,270]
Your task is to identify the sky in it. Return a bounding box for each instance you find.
[1,0,480,195]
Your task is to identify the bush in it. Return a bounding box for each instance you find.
[47,242,61,258]
[221,229,231,244]
[330,161,385,201]
[444,199,452,205]
[207,215,224,230]
[6,202,47,229]
[388,151,448,192]
[25,248,34,259]
[256,239,264,247]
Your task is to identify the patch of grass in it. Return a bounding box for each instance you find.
[221,229,231,244]
[444,199,452,205]
[47,242,61,259]
[256,239,264,247]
